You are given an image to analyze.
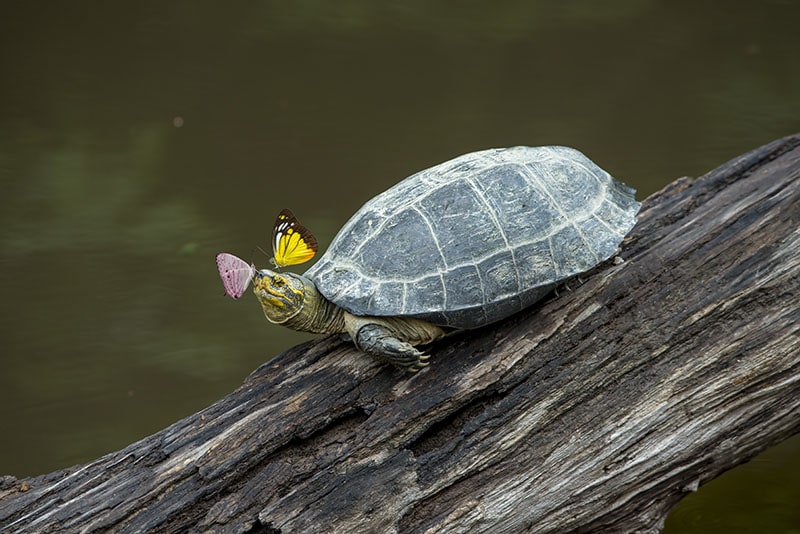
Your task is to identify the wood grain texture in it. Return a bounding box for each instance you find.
[1,135,798,534]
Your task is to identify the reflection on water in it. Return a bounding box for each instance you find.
[1,2,798,531]
[665,435,800,532]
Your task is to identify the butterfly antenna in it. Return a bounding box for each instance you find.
[250,246,265,263]
[253,245,281,271]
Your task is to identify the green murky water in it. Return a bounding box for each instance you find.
[1,2,798,531]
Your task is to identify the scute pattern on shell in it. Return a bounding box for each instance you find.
[305,146,641,328]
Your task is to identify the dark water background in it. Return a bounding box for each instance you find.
[1,2,798,531]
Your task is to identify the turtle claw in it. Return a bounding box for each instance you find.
[354,324,430,372]
[407,354,430,373]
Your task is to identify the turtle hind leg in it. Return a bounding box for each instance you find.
[354,324,430,372]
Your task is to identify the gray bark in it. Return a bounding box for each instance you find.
[1,134,799,534]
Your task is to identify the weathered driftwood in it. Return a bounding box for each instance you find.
[1,135,799,534]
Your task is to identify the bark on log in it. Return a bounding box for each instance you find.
[1,135,799,534]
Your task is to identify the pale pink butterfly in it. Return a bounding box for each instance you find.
[216,252,256,299]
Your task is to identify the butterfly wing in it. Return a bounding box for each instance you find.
[272,208,318,267]
[216,252,256,299]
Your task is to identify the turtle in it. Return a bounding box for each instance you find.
[253,146,640,371]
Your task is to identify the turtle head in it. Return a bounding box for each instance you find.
[252,269,345,335]
[252,269,311,325]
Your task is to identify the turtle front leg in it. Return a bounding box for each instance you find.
[354,324,430,371]
[343,313,446,372]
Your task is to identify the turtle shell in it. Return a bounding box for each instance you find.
[305,146,640,329]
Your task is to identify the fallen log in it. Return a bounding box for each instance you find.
[1,135,798,534]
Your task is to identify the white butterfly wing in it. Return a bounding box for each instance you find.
[216,252,255,299]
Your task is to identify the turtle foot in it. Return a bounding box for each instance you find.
[354,324,430,372]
